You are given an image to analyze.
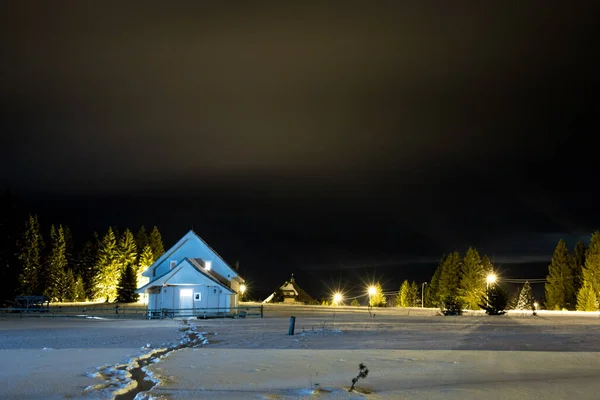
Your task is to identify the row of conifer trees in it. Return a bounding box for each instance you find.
[16,214,165,303]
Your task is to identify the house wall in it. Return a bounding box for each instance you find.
[147,233,238,283]
[148,285,232,312]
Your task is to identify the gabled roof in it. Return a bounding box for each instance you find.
[136,258,235,294]
[143,230,240,279]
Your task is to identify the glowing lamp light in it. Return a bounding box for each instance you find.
[333,293,343,305]
[368,286,377,296]
[486,274,497,284]
[240,284,247,294]
[534,302,538,308]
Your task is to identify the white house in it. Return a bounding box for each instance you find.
[136,230,244,317]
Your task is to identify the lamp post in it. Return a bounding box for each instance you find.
[239,284,247,302]
[422,282,427,308]
[486,273,497,308]
[368,286,376,307]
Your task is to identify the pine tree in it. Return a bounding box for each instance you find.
[516,281,535,310]
[63,225,74,271]
[43,225,68,301]
[578,231,600,309]
[116,264,139,303]
[369,283,386,307]
[59,268,76,302]
[350,298,360,307]
[78,233,99,300]
[545,239,572,310]
[571,240,586,294]
[458,247,485,309]
[73,274,86,302]
[95,227,120,301]
[135,226,149,257]
[397,280,410,307]
[481,255,494,276]
[17,214,44,295]
[409,281,419,307]
[438,251,462,304]
[136,245,153,289]
[118,229,137,271]
[426,256,444,307]
[576,281,597,311]
[149,226,165,261]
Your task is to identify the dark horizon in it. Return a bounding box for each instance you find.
[2,2,599,299]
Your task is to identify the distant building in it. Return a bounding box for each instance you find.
[262,275,316,304]
[136,230,244,317]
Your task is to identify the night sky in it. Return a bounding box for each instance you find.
[1,2,599,298]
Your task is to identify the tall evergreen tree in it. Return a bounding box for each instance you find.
[118,229,137,271]
[17,215,44,295]
[135,226,149,258]
[438,251,462,304]
[397,280,410,307]
[59,268,76,302]
[426,255,444,307]
[409,281,419,307]
[43,225,68,301]
[458,247,485,309]
[95,227,120,301]
[78,233,99,300]
[136,245,153,289]
[149,226,165,261]
[516,281,535,310]
[63,225,74,270]
[578,231,600,307]
[545,239,573,310]
[576,281,597,311]
[116,264,139,303]
[481,255,494,276]
[572,240,586,293]
[73,274,86,302]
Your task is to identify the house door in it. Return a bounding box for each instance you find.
[179,288,193,313]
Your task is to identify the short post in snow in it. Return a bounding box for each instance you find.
[288,316,296,335]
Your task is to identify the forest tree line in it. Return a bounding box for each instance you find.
[12,214,165,303]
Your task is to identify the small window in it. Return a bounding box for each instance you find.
[194,293,201,302]
[170,260,177,270]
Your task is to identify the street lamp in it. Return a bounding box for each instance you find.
[486,273,497,291]
[368,286,377,296]
[333,292,343,306]
[240,284,247,295]
[422,282,427,308]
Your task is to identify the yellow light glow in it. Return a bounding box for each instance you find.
[486,274,497,284]
[368,286,377,296]
[534,302,538,308]
[333,293,343,305]
[240,284,247,294]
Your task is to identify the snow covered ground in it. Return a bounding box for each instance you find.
[2,306,600,399]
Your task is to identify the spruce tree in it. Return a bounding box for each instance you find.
[481,255,494,276]
[78,233,99,300]
[578,231,600,307]
[458,247,485,309]
[43,225,68,302]
[397,280,410,307]
[136,245,153,289]
[368,283,386,307]
[63,225,74,271]
[59,268,76,302]
[95,227,120,301]
[571,240,586,295]
[409,281,419,307]
[118,229,137,271]
[116,264,139,303]
[545,239,572,310]
[576,281,597,311]
[149,226,165,261]
[17,214,44,295]
[426,256,444,307]
[135,226,149,257]
[73,274,86,302]
[438,251,462,304]
[516,281,535,310]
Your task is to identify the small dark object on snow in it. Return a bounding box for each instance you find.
[349,363,369,392]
